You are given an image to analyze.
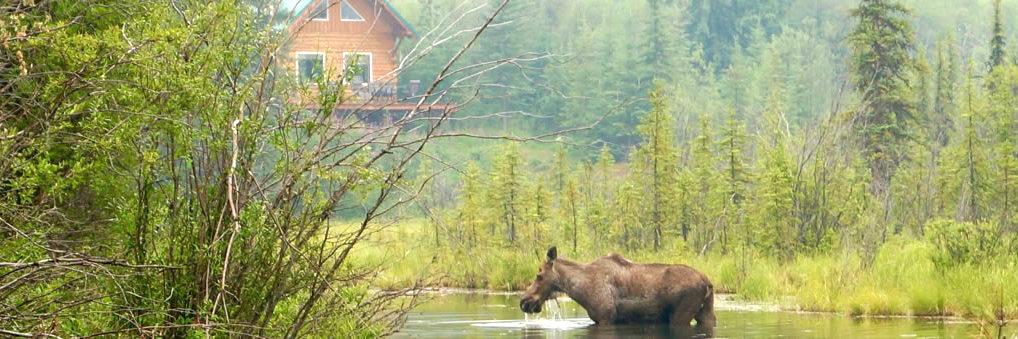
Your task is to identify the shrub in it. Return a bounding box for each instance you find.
[925,219,1013,267]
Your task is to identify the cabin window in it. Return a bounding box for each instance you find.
[311,0,329,20]
[340,0,364,21]
[296,52,325,83]
[343,52,372,84]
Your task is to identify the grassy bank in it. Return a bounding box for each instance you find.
[350,220,1018,326]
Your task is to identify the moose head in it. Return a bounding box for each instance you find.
[519,246,561,314]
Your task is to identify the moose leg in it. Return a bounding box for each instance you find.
[573,285,618,325]
[693,308,716,337]
[669,296,699,328]
[693,286,716,337]
[585,302,618,325]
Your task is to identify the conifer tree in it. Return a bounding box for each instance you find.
[643,0,693,84]
[597,145,616,188]
[754,137,797,260]
[890,48,938,235]
[959,70,989,222]
[721,45,758,120]
[677,169,695,244]
[940,68,989,222]
[563,174,581,254]
[553,143,569,195]
[690,112,720,251]
[989,0,1008,69]
[526,175,552,231]
[932,38,958,148]
[762,70,790,145]
[755,84,797,258]
[719,109,748,252]
[915,47,933,126]
[848,0,916,194]
[633,84,682,251]
[458,162,487,248]
[492,143,523,244]
[614,179,644,250]
[986,65,1018,231]
[586,145,616,249]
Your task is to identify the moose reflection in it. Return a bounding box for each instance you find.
[520,247,715,337]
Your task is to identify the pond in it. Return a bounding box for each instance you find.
[393,292,1002,338]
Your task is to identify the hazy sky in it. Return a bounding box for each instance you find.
[280,0,310,12]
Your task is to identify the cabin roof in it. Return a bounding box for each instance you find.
[380,0,416,37]
[289,0,416,37]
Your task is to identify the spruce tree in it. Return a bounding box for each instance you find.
[459,162,487,248]
[585,145,616,251]
[553,143,569,193]
[915,47,933,127]
[614,171,645,250]
[755,84,797,259]
[986,65,1018,231]
[989,0,1008,69]
[940,68,989,222]
[633,83,682,251]
[848,0,916,194]
[754,138,797,260]
[690,112,721,251]
[932,38,958,148]
[643,0,693,84]
[526,175,552,230]
[492,143,523,244]
[563,174,581,254]
[719,109,748,252]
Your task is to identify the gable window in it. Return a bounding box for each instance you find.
[340,0,364,21]
[296,52,325,83]
[311,0,328,20]
[343,52,372,84]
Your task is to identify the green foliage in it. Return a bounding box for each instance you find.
[989,0,1008,69]
[631,83,682,250]
[925,219,1014,267]
[686,113,723,251]
[931,37,958,147]
[492,143,525,244]
[985,65,1018,231]
[562,174,581,254]
[584,145,616,252]
[753,135,797,260]
[718,109,748,253]
[380,0,1018,328]
[456,162,489,248]
[939,69,991,221]
[374,221,1018,322]
[687,0,790,70]
[3,0,484,336]
[643,0,695,84]
[849,0,917,192]
[9,0,1018,334]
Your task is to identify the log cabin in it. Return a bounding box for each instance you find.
[287,0,452,121]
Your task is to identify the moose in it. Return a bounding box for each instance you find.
[520,247,715,336]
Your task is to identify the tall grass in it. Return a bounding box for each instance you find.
[352,220,1018,322]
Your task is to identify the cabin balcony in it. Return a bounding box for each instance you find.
[337,79,455,115]
[347,80,408,104]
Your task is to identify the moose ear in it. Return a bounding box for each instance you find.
[546,246,558,261]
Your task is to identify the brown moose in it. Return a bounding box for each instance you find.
[520,247,716,336]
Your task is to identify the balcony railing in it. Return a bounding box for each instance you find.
[348,80,421,104]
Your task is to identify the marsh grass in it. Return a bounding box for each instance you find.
[351,220,1018,325]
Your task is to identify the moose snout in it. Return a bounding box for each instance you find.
[519,296,543,313]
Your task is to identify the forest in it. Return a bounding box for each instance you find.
[383,0,1018,335]
[1,0,1017,337]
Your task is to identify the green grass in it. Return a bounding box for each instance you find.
[349,220,1018,322]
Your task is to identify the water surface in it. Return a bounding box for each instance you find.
[394,292,1005,338]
